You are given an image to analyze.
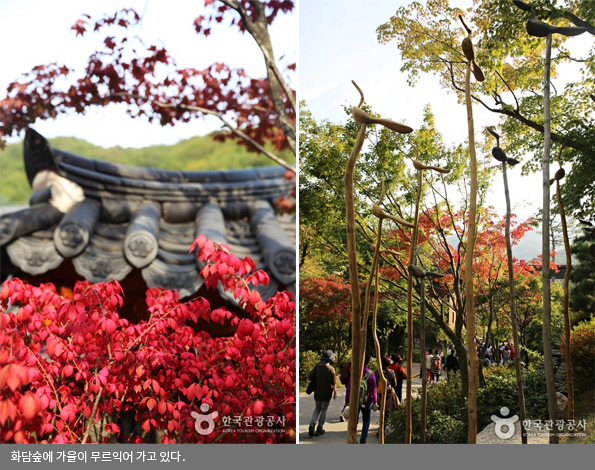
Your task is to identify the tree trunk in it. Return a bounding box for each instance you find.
[542,33,559,443]
[556,178,574,426]
[478,296,494,388]
[426,302,469,398]
[228,0,296,154]
[503,161,528,444]
[455,339,470,399]
[464,59,479,444]
[344,123,368,444]
[405,170,423,443]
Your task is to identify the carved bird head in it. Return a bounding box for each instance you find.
[458,15,485,82]
[412,160,450,174]
[372,204,415,228]
[352,107,413,134]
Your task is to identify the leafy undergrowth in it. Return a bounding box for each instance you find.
[561,389,595,444]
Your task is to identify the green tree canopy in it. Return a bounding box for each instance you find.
[377,0,595,218]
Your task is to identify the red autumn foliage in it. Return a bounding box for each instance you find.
[0,237,295,443]
[300,275,354,323]
[381,205,551,311]
[0,3,295,153]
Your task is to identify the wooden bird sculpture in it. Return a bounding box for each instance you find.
[549,167,565,185]
[352,107,413,134]
[412,160,450,174]
[407,264,445,280]
[513,0,587,38]
[459,16,485,82]
[372,204,415,228]
[488,128,519,166]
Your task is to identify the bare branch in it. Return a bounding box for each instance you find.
[219,0,296,153]
[111,92,295,173]
[495,70,520,112]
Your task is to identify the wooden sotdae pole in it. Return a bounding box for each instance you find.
[555,176,574,429]
[502,161,528,444]
[344,122,367,444]
[464,59,479,444]
[405,170,423,443]
[541,33,559,444]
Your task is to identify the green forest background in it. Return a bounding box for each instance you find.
[0,134,294,205]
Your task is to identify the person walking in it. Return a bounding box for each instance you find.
[445,349,459,381]
[430,349,441,383]
[308,350,337,437]
[387,353,407,405]
[502,345,511,366]
[376,357,399,421]
[425,349,434,384]
[345,353,377,444]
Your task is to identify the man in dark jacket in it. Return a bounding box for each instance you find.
[445,349,459,381]
[308,350,337,437]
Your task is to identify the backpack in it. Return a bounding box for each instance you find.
[359,371,371,409]
[432,356,441,370]
[339,365,350,386]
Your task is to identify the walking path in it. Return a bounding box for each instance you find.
[299,363,423,444]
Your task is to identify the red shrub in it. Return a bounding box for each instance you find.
[0,237,295,443]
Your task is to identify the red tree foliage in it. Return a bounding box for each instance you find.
[0,2,296,156]
[299,275,353,323]
[0,236,295,443]
[380,205,555,312]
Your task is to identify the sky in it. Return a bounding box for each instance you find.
[0,0,297,148]
[299,0,593,261]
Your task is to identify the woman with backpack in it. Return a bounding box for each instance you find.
[345,353,377,444]
[430,349,441,383]
[376,356,399,424]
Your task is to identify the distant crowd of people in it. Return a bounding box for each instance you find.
[421,348,460,383]
[475,338,529,368]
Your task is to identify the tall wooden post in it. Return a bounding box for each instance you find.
[553,157,574,428]
[344,119,367,444]
[463,58,479,445]
[344,82,413,443]
[541,33,559,444]
[419,276,427,443]
[405,170,422,443]
[502,159,528,444]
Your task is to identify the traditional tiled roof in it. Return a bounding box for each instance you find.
[0,129,296,301]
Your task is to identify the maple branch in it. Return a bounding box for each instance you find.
[220,0,296,154]
[111,92,295,173]
[495,70,520,113]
